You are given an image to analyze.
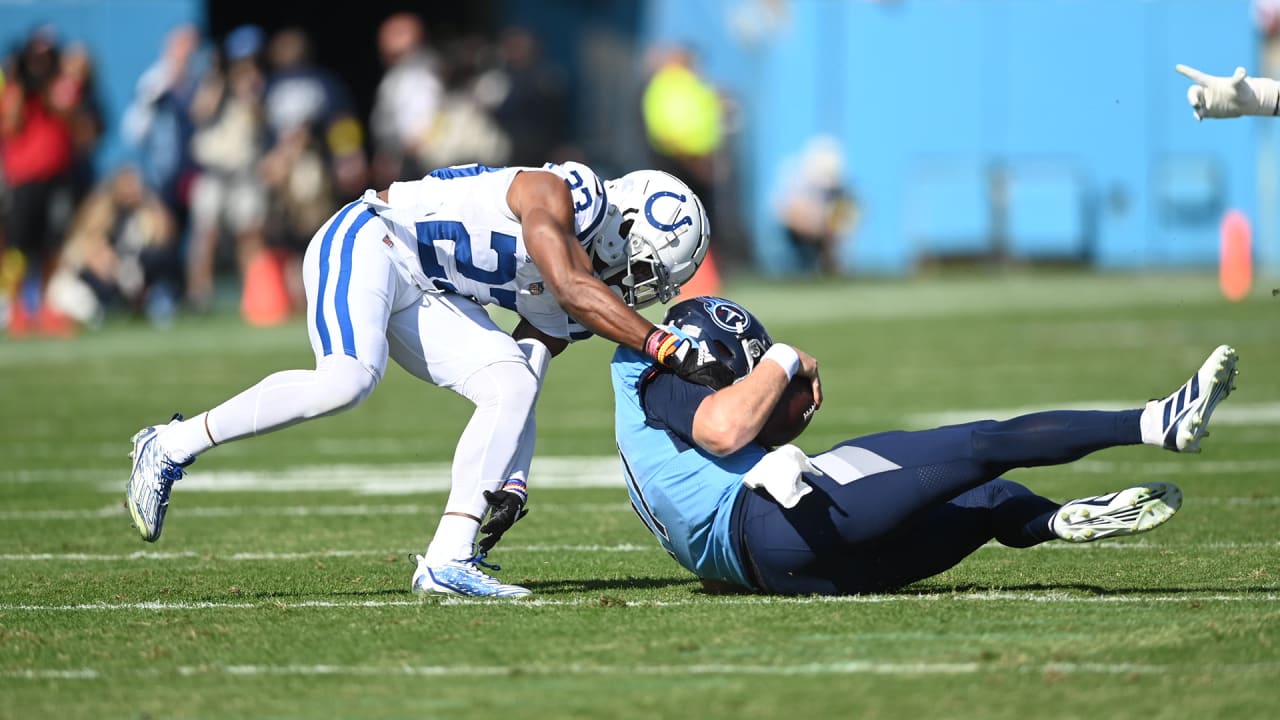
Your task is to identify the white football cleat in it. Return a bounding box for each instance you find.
[126,414,194,542]
[1143,345,1238,452]
[1050,482,1182,543]
[410,554,531,598]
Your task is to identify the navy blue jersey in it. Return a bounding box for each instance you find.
[610,346,766,587]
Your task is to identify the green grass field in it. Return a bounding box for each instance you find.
[2,271,1278,719]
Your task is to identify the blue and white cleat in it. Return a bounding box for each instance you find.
[1051,482,1182,543]
[1145,345,1239,453]
[126,414,193,542]
[410,554,531,598]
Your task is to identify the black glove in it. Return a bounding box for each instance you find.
[477,488,529,554]
[644,327,736,389]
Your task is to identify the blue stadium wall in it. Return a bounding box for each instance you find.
[0,0,205,173]
[640,0,1272,277]
[5,0,1270,277]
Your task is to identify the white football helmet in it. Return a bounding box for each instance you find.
[590,169,710,308]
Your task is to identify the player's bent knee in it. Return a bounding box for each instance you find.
[310,354,379,416]
[461,360,538,414]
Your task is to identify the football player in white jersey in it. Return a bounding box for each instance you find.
[125,162,729,598]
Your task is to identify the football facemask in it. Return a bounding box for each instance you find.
[591,170,710,308]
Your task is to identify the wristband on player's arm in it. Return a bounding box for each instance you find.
[643,327,683,366]
[761,344,800,380]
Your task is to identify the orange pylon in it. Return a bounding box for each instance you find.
[1219,210,1252,302]
[241,250,292,326]
[679,250,722,298]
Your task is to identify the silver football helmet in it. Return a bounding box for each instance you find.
[590,169,710,308]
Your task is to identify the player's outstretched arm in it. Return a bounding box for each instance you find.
[692,344,820,457]
[1176,64,1280,120]
[512,171,657,345]
[509,170,733,387]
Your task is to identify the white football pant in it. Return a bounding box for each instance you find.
[201,200,539,529]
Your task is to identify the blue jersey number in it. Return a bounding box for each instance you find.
[415,221,518,310]
[565,169,594,213]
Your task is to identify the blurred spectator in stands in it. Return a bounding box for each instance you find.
[46,165,180,328]
[417,33,510,170]
[259,27,357,309]
[185,25,268,312]
[1256,0,1280,78]
[122,23,208,235]
[482,26,571,167]
[771,135,858,275]
[47,42,103,210]
[641,44,726,254]
[1,26,77,336]
[370,13,442,186]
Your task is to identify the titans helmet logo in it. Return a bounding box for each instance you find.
[700,298,751,333]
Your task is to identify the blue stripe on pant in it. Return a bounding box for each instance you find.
[736,410,1142,595]
[314,202,377,359]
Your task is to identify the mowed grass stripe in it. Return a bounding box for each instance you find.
[2,276,1275,718]
[6,660,1280,681]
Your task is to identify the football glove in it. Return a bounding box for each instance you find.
[644,327,736,389]
[477,481,529,554]
[1175,64,1280,120]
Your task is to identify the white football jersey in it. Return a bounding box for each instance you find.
[363,162,607,340]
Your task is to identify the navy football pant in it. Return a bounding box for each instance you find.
[736,410,1143,595]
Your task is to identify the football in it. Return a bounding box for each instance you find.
[755,376,818,447]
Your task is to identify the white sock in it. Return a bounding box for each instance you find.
[424,514,481,565]
[158,412,215,463]
[1138,399,1166,447]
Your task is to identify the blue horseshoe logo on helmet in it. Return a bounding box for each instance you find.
[644,191,693,232]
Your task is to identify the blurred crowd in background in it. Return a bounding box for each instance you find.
[1,11,826,338]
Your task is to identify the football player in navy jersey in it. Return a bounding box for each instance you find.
[126,163,730,598]
[611,296,1239,595]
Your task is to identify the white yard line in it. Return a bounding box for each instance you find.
[1,540,1277,563]
[0,669,100,679]
[4,400,1278,491]
[2,592,1276,613]
[0,502,630,521]
[0,545,659,562]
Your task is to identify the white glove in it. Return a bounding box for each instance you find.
[1175,64,1280,120]
[742,444,823,509]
